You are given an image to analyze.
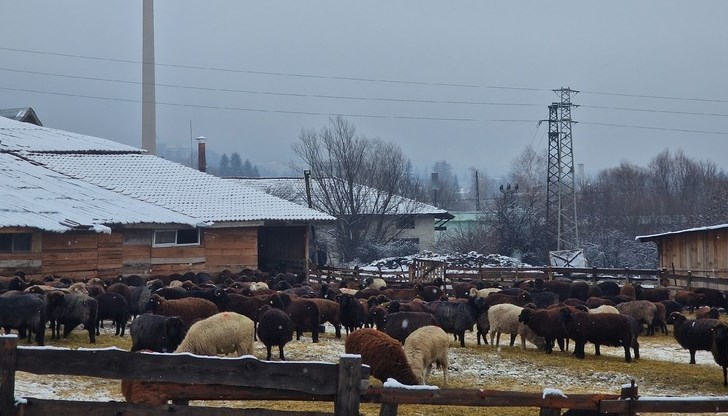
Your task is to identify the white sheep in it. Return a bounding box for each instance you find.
[249,282,269,292]
[589,305,620,315]
[365,277,387,291]
[174,311,254,357]
[468,287,502,298]
[488,303,545,350]
[403,325,450,386]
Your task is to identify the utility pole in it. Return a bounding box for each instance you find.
[474,170,480,211]
[141,0,156,155]
[545,87,579,251]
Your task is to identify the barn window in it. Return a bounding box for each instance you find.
[0,233,32,252]
[153,229,200,247]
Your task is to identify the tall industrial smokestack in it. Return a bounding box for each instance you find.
[142,0,156,154]
[196,136,207,172]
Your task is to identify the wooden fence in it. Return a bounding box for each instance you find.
[5,336,728,416]
[311,263,728,292]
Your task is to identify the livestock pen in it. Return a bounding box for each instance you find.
[5,336,728,416]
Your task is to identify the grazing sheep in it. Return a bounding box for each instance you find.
[518,308,570,354]
[46,291,98,343]
[634,285,670,302]
[129,313,186,353]
[559,307,638,362]
[257,305,294,360]
[0,293,47,345]
[596,281,621,297]
[310,298,341,338]
[425,296,487,347]
[674,290,705,313]
[589,305,619,315]
[174,311,254,357]
[711,322,728,386]
[384,311,441,344]
[668,311,721,364]
[693,288,726,309]
[279,293,321,343]
[94,292,129,336]
[615,300,657,336]
[403,325,450,385]
[144,294,218,330]
[620,282,636,300]
[337,293,366,336]
[586,297,616,309]
[362,277,387,291]
[696,306,721,320]
[344,328,419,385]
[487,303,545,350]
[414,284,446,302]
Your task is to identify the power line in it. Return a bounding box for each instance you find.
[580,121,728,136]
[0,67,542,108]
[580,104,728,118]
[0,46,548,92]
[0,85,538,123]
[2,46,726,104]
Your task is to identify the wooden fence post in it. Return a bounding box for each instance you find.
[620,380,638,416]
[591,266,598,284]
[0,335,18,416]
[687,271,693,290]
[335,355,362,416]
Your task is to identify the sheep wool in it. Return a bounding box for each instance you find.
[175,312,254,357]
[403,325,450,386]
[345,328,419,385]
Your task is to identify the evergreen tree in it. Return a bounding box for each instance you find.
[218,153,230,177]
[229,152,243,176]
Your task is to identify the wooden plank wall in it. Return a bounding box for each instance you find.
[258,226,306,274]
[41,233,99,280]
[203,228,257,272]
[658,228,728,278]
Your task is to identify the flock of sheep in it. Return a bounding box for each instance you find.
[1,270,728,388]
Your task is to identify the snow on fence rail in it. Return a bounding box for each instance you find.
[3,337,728,416]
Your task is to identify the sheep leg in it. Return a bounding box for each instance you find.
[334,324,341,338]
[509,333,517,347]
[723,366,727,387]
[458,332,465,347]
[278,345,285,361]
[556,337,565,352]
[594,344,601,356]
[623,343,632,363]
[489,331,496,346]
[265,346,272,361]
[689,350,697,364]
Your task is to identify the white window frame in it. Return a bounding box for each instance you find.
[152,229,201,247]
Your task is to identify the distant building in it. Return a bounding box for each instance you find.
[229,178,453,260]
[636,224,728,278]
[0,107,42,126]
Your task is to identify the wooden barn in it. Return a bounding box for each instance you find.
[636,224,728,278]
[0,116,334,280]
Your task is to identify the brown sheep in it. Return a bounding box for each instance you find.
[279,293,321,343]
[620,282,636,300]
[696,306,721,320]
[674,290,705,313]
[309,298,341,338]
[144,294,218,330]
[344,328,419,385]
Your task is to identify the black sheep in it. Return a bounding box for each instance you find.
[667,311,721,364]
[711,322,728,387]
[659,300,684,317]
[693,287,727,309]
[0,293,47,345]
[518,308,570,354]
[425,296,486,347]
[129,313,186,352]
[46,291,98,343]
[337,293,366,336]
[95,292,129,336]
[383,311,440,343]
[257,304,294,360]
[596,281,621,297]
[634,285,670,302]
[559,306,638,362]
[279,293,321,343]
[568,281,591,302]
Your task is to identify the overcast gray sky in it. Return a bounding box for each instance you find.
[1,1,726,179]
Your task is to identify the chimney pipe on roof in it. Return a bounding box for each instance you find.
[196,136,207,173]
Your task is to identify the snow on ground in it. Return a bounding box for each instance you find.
[361,251,529,272]
[13,324,722,403]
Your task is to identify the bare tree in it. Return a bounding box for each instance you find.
[292,116,425,263]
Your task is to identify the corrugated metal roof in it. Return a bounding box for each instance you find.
[635,224,728,242]
[0,107,42,126]
[0,117,335,227]
[232,177,452,218]
[0,153,200,232]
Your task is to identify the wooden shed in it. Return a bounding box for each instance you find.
[636,224,728,278]
[0,116,332,280]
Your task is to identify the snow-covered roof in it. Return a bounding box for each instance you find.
[0,117,334,230]
[635,224,728,242]
[232,177,453,218]
[0,153,199,233]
